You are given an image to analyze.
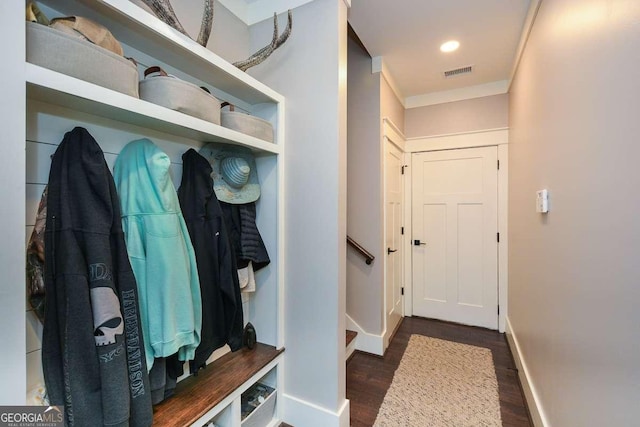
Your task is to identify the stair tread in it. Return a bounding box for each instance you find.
[346,330,358,347]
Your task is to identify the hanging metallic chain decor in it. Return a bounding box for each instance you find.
[233,10,293,72]
[141,0,213,47]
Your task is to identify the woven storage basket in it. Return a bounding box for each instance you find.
[26,22,139,98]
[139,67,221,124]
[221,110,274,143]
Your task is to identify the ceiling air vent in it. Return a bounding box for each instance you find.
[443,65,473,78]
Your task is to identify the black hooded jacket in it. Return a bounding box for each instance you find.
[42,127,153,426]
[177,149,244,373]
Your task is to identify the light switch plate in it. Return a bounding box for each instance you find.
[536,189,549,213]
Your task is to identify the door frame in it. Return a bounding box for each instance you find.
[402,128,509,332]
[382,118,406,349]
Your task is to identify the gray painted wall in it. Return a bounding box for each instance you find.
[405,94,508,138]
[381,75,404,131]
[170,0,249,63]
[509,0,640,425]
[249,0,348,423]
[346,36,406,338]
[346,37,384,334]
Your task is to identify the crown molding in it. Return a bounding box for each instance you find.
[371,56,406,107]
[509,0,543,90]
[404,80,509,109]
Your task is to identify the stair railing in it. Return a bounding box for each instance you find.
[346,235,375,265]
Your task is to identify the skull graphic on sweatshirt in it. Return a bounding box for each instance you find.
[89,263,124,346]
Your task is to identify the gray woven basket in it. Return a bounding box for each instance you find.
[139,72,221,124]
[221,111,274,143]
[26,22,139,97]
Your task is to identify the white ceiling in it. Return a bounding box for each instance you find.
[348,0,532,104]
[221,0,532,105]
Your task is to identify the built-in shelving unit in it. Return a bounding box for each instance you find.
[22,0,286,425]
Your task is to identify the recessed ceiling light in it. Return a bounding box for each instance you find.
[440,40,460,53]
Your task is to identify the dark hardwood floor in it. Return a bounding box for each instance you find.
[346,316,531,427]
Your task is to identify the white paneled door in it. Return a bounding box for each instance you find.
[385,140,404,347]
[412,147,498,329]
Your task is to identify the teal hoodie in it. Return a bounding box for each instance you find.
[114,138,202,371]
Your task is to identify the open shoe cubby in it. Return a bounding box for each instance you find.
[240,369,277,427]
[23,1,285,425]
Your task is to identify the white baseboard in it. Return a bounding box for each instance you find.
[282,394,350,427]
[346,336,357,361]
[338,398,350,427]
[345,314,384,356]
[505,317,549,427]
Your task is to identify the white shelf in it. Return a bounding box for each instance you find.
[26,63,280,155]
[36,0,284,106]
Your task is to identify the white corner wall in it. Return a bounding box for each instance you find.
[508,0,640,425]
[248,1,349,425]
[0,1,26,404]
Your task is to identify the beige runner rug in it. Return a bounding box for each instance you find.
[373,335,502,427]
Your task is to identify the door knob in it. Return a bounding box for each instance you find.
[387,248,398,255]
[414,239,426,246]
